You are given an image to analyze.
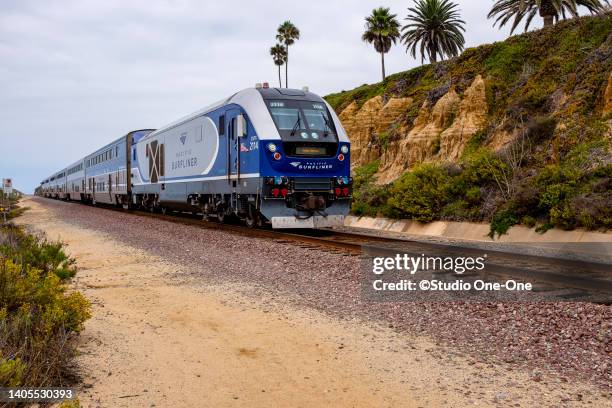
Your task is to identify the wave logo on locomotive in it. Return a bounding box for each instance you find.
[146,140,165,183]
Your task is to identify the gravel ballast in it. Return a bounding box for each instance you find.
[34,198,611,390]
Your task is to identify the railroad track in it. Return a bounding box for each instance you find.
[127,208,376,253]
[42,198,612,303]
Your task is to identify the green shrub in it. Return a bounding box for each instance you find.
[0,356,26,387]
[489,207,519,238]
[0,221,90,389]
[6,206,28,221]
[0,225,76,280]
[461,130,488,157]
[58,399,82,408]
[351,161,393,217]
[521,215,537,228]
[388,163,449,222]
[461,149,509,186]
[0,257,90,387]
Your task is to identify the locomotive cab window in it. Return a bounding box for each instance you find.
[266,99,339,157]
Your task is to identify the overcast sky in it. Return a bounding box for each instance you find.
[1,0,548,192]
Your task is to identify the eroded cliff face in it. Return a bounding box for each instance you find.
[604,71,612,115]
[338,96,413,169]
[340,75,489,184]
[377,89,460,184]
[439,75,488,160]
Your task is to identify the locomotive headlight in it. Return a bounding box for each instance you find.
[340,145,349,154]
[337,177,344,185]
[267,143,277,153]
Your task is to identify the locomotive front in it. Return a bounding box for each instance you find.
[257,88,352,228]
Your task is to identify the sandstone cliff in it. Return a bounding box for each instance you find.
[327,14,612,186]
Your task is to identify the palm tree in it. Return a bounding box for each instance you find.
[276,21,300,88]
[270,44,287,87]
[362,7,401,81]
[488,0,608,34]
[401,0,466,64]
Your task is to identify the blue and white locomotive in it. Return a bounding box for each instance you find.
[39,85,352,228]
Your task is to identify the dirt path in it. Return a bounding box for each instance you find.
[16,198,608,407]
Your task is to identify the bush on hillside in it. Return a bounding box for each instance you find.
[388,164,450,222]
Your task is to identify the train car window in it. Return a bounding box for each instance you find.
[116,146,119,157]
[219,115,225,136]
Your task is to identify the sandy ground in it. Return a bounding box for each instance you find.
[15,198,610,407]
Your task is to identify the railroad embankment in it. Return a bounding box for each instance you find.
[326,14,612,238]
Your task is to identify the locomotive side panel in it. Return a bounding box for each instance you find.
[132,103,261,210]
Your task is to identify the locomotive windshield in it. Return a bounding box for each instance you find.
[267,100,338,142]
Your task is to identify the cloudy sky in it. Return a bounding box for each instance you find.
[1,0,547,192]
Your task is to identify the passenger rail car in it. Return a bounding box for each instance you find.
[83,130,154,206]
[38,86,352,228]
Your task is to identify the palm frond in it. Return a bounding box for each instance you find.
[276,21,300,47]
[401,0,466,64]
[362,7,401,54]
[270,44,287,66]
[488,0,609,33]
